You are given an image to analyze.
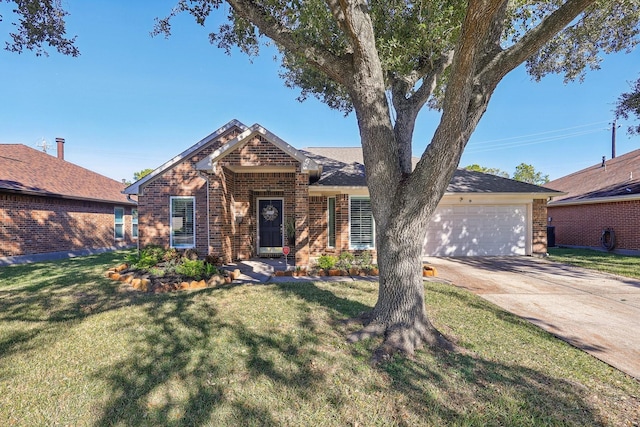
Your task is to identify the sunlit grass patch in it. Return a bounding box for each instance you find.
[548,247,640,279]
[0,252,638,425]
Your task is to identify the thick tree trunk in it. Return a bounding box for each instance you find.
[347,175,454,361]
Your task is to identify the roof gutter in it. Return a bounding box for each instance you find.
[1,187,136,205]
[549,193,640,207]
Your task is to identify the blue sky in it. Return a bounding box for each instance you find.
[1,1,638,183]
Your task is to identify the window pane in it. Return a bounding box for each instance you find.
[115,224,124,239]
[350,198,374,248]
[131,209,138,238]
[171,198,195,248]
[328,197,336,247]
[114,208,124,239]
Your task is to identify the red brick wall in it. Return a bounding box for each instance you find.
[548,200,640,250]
[139,157,212,255]
[0,192,134,257]
[138,131,309,262]
[309,196,328,254]
[532,199,548,255]
[307,194,377,264]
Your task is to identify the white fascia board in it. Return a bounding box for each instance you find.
[442,191,563,201]
[548,193,640,207]
[123,119,247,195]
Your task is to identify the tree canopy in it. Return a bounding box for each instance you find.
[464,163,550,184]
[512,163,550,185]
[464,164,510,178]
[0,0,79,56]
[133,168,154,182]
[615,74,640,135]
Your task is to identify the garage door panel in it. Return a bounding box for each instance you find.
[423,204,527,256]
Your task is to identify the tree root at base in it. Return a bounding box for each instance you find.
[344,311,460,364]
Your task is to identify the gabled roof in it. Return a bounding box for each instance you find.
[124,119,248,195]
[303,147,561,195]
[0,144,133,204]
[195,123,320,176]
[547,149,640,205]
[124,120,321,195]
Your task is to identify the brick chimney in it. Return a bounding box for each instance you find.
[56,137,65,160]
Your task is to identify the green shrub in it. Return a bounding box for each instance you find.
[337,252,355,270]
[148,267,165,277]
[162,248,180,262]
[204,263,218,277]
[317,254,338,270]
[175,258,206,279]
[128,245,166,269]
[356,251,373,269]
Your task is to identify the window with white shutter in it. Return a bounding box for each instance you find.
[349,197,374,249]
[170,197,195,248]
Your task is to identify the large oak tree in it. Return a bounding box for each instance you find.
[7,0,640,360]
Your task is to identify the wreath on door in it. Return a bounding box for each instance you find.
[262,204,279,222]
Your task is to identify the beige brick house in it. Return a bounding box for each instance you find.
[125,120,560,266]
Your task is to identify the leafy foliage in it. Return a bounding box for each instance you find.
[512,163,550,185]
[464,164,510,178]
[1,0,80,56]
[133,168,154,181]
[126,245,166,270]
[336,251,355,270]
[175,258,214,279]
[316,254,337,270]
[615,74,640,134]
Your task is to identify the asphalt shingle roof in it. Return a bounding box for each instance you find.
[0,144,133,204]
[303,147,560,194]
[547,149,640,202]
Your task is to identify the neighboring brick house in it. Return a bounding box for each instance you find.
[125,120,560,266]
[0,140,137,263]
[547,149,640,253]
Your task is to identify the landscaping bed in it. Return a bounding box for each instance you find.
[105,246,239,293]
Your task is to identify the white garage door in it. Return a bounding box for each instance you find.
[423,204,527,256]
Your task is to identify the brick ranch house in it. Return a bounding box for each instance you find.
[547,149,640,253]
[0,139,137,263]
[125,120,560,266]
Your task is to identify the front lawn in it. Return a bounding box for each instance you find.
[548,247,640,279]
[1,251,638,425]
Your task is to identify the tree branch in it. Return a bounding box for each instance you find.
[225,0,354,84]
[391,51,454,174]
[480,0,598,86]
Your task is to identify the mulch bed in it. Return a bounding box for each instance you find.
[105,263,240,293]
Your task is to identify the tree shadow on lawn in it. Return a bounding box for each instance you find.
[90,285,336,426]
[272,281,607,425]
[0,260,610,425]
[0,252,144,360]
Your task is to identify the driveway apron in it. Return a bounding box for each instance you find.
[425,257,640,381]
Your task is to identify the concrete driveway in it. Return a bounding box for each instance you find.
[425,257,640,380]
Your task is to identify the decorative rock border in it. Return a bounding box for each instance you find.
[105,264,242,293]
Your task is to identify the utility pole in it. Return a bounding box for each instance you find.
[612,119,618,159]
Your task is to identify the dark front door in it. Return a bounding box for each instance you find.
[258,199,283,256]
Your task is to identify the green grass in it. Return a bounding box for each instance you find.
[1,250,639,426]
[548,247,640,279]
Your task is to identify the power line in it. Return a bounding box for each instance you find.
[467,120,610,146]
[465,124,608,153]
